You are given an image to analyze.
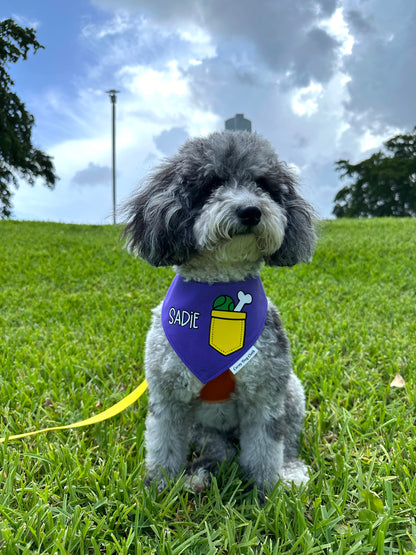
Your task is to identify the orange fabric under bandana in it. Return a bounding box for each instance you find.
[199,369,236,403]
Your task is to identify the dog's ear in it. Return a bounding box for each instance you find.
[266,189,316,267]
[123,161,196,267]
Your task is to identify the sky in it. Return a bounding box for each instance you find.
[2,0,416,223]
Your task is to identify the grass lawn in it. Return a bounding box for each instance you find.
[0,218,415,554]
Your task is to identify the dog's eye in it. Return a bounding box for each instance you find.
[255,176,280,197]
[255,176,269,189]
[189,175,223,212]
[255,176,283,203]
[206,175,223,190]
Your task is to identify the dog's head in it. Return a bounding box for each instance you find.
[123,131,315,269]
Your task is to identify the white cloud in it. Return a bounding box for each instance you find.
[81,11,133,39]
[359,127,401,154]
[11,13,41,29]
[120,62,187,103]
[321,7,354,56]
[292,82,324,117]
[92,0,342,86]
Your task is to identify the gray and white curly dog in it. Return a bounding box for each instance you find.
[124,130,316,497]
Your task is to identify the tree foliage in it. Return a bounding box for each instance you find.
[0,18,58,218]
[333,127,416,218]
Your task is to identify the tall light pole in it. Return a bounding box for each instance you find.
[106,89,119,224]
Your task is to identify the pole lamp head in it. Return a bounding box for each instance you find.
[106,89,120,103]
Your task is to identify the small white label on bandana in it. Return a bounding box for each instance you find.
[229,345,259,375]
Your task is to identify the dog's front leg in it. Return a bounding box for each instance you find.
[238,401,286,495]
[144,400,191,490]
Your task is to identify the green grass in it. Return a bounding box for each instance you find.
[1,218,416,554]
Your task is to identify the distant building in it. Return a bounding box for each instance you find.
[225,113,252,132]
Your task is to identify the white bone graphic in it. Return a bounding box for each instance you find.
[234,291,252,312]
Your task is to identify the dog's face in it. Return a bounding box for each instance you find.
[124,131,315,268]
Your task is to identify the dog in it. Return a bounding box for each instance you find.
[123,130,316,497]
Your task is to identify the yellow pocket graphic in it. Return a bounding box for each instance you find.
[209,310,246,356]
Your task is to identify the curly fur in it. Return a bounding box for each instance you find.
[123,131,316,496]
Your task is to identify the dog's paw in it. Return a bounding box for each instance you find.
[184,467,211,493]
[144,472,169,493]
[281,460,310,487]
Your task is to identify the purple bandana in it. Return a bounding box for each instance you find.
[161,275,268,384]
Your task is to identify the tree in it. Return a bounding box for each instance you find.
[333,127,416,218]
[0,18,58,218]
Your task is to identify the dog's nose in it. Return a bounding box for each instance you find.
[237,206,262,226]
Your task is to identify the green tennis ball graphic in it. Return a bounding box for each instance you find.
[213,295,235,311]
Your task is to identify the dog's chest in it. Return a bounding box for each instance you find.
[194,399,239,431]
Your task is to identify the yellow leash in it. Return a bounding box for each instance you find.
[0,379,148,444]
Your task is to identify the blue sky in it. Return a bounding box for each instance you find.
[2,0,416,223]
